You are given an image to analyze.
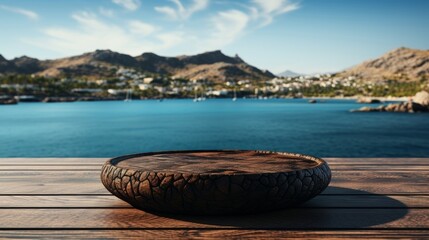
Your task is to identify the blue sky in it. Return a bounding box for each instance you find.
[0,0,428,73]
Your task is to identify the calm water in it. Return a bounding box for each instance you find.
[0,99,428,157]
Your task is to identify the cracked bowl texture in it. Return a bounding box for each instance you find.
[100,150,331,215]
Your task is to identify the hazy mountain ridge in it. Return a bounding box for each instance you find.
[342,47,429,81]
[0,50,274,82]
[277,70,302,77]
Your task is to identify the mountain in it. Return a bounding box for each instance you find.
[177,50,243,65]
[0,54,16,73]
[277,70,302,77]
[11,56,43,74]
[36,50,140,78]
[0,50,275,82]
[135,52,183,74]
[171,51,274,81]
[135,50,274,81]
[342,47,429,81]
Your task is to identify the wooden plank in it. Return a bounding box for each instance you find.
[0,196,130,208]
[1,170,428,195]
[0,171,105,194]
[0,230,428,239]
[328,165,429,171]
[0,208,427,229]
[1,164,429,171]
[305,195,429,208]
[1,195,428,208]
[0,158,107,165]
[325,171,429,194]
[325,158,429,165]
[0,166,102,170]
[0,158,428,165]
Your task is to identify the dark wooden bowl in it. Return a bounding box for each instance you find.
[101,150,331,215]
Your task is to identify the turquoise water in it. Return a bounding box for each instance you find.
[0,99,428,157]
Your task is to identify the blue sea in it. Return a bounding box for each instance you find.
[0,99,428,157]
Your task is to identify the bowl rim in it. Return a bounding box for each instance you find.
[103,150,329,176]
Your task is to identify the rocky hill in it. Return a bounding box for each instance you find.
[0,50,274,82]
[11,56,44,74]
[171,51,274,81]
[0,54,16,73]
[343,47,429,81]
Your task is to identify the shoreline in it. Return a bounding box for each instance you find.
[1,95,411,104]
[304,96,409,102]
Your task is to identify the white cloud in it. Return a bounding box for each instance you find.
[99,7,115,17]
[155,0,209,20]
[22,0,300,58]
[154,6,178,19]
[156,31,185,49]
[206,10,249,48]
[25,11,184,56]
[112,0,140,11]
[201,0,298,49]
[251,0,299,26]
[129,20,156,36]
[0,5,39,20]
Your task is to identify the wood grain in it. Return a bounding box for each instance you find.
[0,208,425,229]
[1,170,428,194]
[114,151,322,173]
[326,158,429,165]
[0,230,428,239]
[0,196,130,208]
[0,166,102,170]
[1,164,429,171]
[1,195,428,208]
[0,158,428,165]
[0,158,107,165]
[0,158,428,239]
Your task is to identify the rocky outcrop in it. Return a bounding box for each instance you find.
[354,101,428,113]
[42,97,77,103]
[0,98,18,105]
[413,91,429,106]
[352,91,429,113]
[77,96,122,101]
[357,97,381,104]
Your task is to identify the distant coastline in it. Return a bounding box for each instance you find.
[0,94,409,105]
[1,47,428,105]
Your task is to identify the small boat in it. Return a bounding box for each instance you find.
[194,89,206,102]
[232,89,237,101]
[193,91,199,102]
[200,90,206,101]
[124,89,132,102]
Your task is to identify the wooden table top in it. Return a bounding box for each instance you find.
[0,157,428,239]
